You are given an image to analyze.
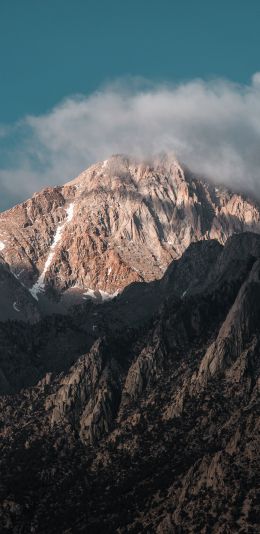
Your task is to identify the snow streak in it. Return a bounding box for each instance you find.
[83,288,119,302]
[30,203,74,300]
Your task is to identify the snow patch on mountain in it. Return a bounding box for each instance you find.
[0,241,5,251]
[99,289,119,301]
[66,203,75,222]
[13,302,20,312]
[83,288,98,300]
[30,203,74,300]
[83,287,119,302]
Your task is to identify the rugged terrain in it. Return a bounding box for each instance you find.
[0,232,260,533]
[1,154,260,318]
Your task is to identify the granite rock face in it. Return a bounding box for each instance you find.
[1,154,260,313]
[0,233,259,532]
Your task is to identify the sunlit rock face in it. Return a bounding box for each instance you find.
[0,153,260,313]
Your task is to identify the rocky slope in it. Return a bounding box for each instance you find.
[1,154,260,314]
[0,233,260,532]
[0,255,39,323]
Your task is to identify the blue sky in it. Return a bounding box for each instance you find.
[1,0,260,123]
[1,1,260,210]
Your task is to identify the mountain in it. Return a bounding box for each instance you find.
[0,232,260,532]
[0,155,260,533]
[0,154,260,316]
[0,255,39,323]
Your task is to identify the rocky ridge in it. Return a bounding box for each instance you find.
[0,232,259,532]
[0,154,260,317]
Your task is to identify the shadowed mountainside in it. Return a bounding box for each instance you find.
[0,232,260,532]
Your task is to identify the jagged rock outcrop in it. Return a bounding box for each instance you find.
[47,339,123,443]
[0,233,260,533]
[1,154,260,315]
[195,258,260,388]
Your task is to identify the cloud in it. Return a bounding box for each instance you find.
[1,74,260,209]
[252,72,260,88]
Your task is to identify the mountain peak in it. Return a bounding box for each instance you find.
[67,152,183,191]
[0,155,260,317]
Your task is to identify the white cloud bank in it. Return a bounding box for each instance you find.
[1,74,260,208]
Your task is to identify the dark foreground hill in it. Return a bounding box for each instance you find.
[0,232,260,533]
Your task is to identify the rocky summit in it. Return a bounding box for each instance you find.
[0,156,260,533]
[0,154,260,318]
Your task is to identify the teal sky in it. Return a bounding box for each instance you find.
[1,0,260,124]
[1,0,260,211]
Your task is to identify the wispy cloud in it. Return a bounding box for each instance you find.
[1,74,260,209]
